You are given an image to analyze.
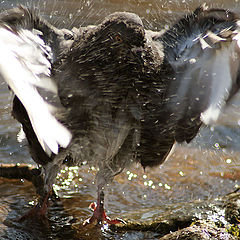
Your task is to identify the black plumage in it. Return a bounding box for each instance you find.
[137,4,240,167]
[2,6,149,223]
[1,4,240,224]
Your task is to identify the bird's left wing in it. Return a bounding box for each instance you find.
[158,4,240,142]
[0,6,72,155]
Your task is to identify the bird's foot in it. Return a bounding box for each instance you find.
[83,202,126,226]
[19,192,49,223]
[18,203,48,223]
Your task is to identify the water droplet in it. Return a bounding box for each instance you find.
[28,201,35,206]
[189,58,196,64]
[179,171,184,176]
[148,180,153,186]
[164,184,171,190]
[226,158,232,164]
[214,143,220,149]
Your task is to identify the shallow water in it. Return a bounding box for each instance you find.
[1,0,240,239]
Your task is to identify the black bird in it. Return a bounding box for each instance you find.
[0,4,240,225]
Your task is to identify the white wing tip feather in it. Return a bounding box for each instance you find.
[233,32,240,48]
[31,112,72,155]
[0,27,72,155]
[201,106,221,125]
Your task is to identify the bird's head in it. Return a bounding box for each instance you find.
[79,11,146,64]
[99,12,145,48]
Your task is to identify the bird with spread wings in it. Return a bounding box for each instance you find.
[0,4,240,225]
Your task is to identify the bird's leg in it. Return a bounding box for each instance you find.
[83,186,125,225]
[19,190,52,222]
[19,162,61,222]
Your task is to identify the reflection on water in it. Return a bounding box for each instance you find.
[0,0,240,239]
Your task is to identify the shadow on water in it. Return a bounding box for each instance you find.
[0,0,240,239]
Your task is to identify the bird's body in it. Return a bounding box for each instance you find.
[1,4,240,224]
[4,6,155,223]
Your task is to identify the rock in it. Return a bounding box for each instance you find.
[111,192,240,239]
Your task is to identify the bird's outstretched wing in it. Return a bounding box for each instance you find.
[157,4,240,142]
[0,6,72,155]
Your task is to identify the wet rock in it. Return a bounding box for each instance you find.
[111,192,240,239]
[224,192,240,225]
[159,220,236,240]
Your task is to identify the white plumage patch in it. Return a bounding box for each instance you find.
[233,31,240,48]
[201,30,240,125]
[200,105,221,125]
[0,27,72,155]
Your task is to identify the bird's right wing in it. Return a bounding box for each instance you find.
[0,7,72,155]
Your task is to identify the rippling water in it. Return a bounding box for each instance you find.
[1,0,240,239]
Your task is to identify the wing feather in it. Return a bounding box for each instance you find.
[0,27,71,155]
